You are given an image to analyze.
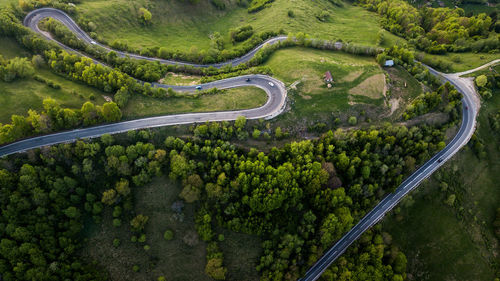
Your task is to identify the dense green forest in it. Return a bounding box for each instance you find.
[0,116,452,279]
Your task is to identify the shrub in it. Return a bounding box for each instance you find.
[348,116,357,126]
[247,0,274,13]
[475,75,488,88]
[164,230,174,241]
[113,238,120,248]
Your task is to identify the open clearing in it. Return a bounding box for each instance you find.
[81,176,261,281]
[260,47,388,128]
[122,86,268,119]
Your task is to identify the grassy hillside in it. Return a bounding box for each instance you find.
[260,47,390,129]
[76,0,403,52]
[0,37,108,123]
[382,78,500,280]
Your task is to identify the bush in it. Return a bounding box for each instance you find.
[287,10,295,17]
[112,218,122,227]
[348,116,357,126]
[132,265,140,272]
[247,0,274,13]
[164,229,174,241]
[113,238,120,248]
[475,75,488,88]
[229,25,254,43]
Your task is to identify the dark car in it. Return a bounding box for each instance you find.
[246,78,251,82]
[437,159,442,163]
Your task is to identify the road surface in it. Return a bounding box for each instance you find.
[3,8,493,281]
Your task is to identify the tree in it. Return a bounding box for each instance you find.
[205,258,227,280]
[101,134,114,146]
[101,102,122,122]
[252,129,261,139]
[130,214,149,232]
[234,116,246,129]
[170,153,189,179]
[115,179,130,196]
[81,102,100,126]
[475,75,488,88]
[138,8,152,25]
[63,206,80,219]
[180,174,203,203]
[101,189,117,205]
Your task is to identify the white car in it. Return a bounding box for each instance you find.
[268,82,274,87]
[90,40,96,45]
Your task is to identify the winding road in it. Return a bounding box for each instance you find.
[2,7,496,281]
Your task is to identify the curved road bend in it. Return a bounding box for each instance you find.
[23,8,289,68]
[300,66,482,280]
[0,74,286,157]
[8,8,494,281]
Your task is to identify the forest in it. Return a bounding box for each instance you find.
[0,114,453,280]
[358,0,499,53]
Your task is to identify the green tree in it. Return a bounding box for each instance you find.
[101,189,117,205]
[205,258,227,280]
[130,214,149,232]
[138,8,152,25]
[475,75,487,88]
[101,102,122,122]
[235,115,247,129]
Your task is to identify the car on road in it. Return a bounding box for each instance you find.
[465,106,468,110]
[246,78,251,82]
[196,86,202,90]
[90,40,96,45]
[437,159,442,163]
[268,82,274,87]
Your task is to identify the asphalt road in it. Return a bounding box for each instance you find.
[8,8,492,281]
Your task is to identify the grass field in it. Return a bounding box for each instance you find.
[383,89,500,280]
[260,47,388,128]
[76,0,403,53]
[122,86,267,119]
[81,175,261,281]
[420,52,500,73]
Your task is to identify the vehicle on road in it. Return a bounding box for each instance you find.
[438,159,442,163]
[90,40,96,45]
[196,86,202,90]
[465,106,468,110]
[269,82,274,87]
[246,78,251,82]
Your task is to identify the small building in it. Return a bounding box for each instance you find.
[384,60,394,67]
[324,71,334,83]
